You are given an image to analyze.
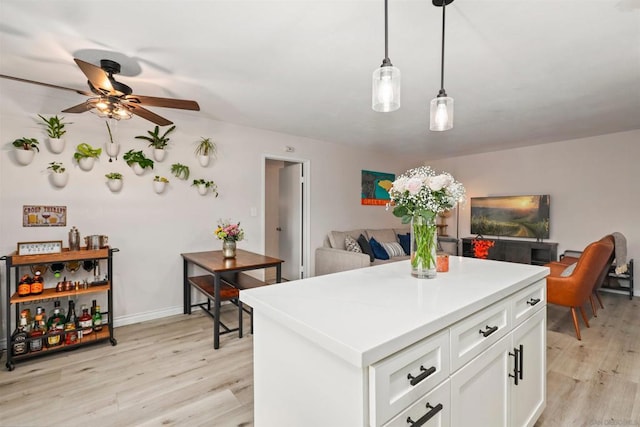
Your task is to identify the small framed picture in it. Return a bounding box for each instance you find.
[23,205,67,227]
[17,240,63,256]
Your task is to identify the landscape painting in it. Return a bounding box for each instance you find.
[470,195,550,239]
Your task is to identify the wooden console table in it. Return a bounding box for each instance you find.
[181,249,283,349]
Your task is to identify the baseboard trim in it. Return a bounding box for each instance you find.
[112,305,184,328]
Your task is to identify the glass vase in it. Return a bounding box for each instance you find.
[222,240,237,259]
[411,215,438,279]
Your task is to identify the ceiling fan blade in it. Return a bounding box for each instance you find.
[0,74,93,96]
[125,94,200,111]
[74,58,114,93]
[61,100,96,113]
[128,104,173,126]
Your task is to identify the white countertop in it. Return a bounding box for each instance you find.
[240,256,549,367]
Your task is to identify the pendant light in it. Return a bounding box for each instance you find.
[430,0,454,131]
[372,0,400,112]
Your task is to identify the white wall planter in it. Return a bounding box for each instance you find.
[153,148,167,162]
[153,181,167,194]
[131,163,146,175]
[47,137,65,154]
[50,172,69,188]
[198,155,210,167]
[78,157,95,171]
[105,143,120,160]
[107,179,123,192]
[15,149,35,166]
[197,184,208,195]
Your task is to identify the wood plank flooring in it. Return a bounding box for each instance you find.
[1,292,639,427]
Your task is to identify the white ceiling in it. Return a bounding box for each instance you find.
[1,0,638,159]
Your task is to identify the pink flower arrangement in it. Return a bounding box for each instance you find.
[214,220,245,242]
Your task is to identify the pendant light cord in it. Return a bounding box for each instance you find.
[440,1,446,92]
[384,0,389,61]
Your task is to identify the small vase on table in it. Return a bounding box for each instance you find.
[222,240,236,259]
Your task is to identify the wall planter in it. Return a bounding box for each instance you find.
[192,179,219,197]
[195,137,216,167]
[38,115,70,154]
[74,143,101,171]
[105,173,123,192]
[47,137,66,154]
[105,143,120,160]
[78,156,95,171]
[153,176,169,194]
[123,150,154,176]
[48,162,68,188]
[153,148,167,162]
[12,137,39,166]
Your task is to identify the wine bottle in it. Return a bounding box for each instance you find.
[65,300,79,345]
[93,305,103,333]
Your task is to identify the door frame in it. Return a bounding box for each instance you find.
[261,154,311,280]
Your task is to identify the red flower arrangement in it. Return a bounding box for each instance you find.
[472,239,495,259]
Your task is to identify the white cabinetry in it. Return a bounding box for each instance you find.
[241,257,549,427]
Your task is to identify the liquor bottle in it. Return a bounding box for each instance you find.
[28,314,45,352]
[78,305,93,336]
[91,299,97,316]
[18,274,32,297]
[30,271,44,295]
[92,305,103,333]
[11,315,29,356]
[65,300,79,345]
[46,301,65,347]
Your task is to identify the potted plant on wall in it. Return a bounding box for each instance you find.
[123,150,154,175]
[38,114,70,154]
[105,172,123,192]
[135,125,176,162]
[73,143,101,171]
[195,137,216,167]
[192,179,219,196]
[153,175,169,194]
[104,121,120,162]
[12,137,39,165]
[47,161,68,188]
[170,163,190,180]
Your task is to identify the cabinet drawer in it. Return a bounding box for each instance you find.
[369,329,450,427]
[450,300,510,372]
[511,279,546,327]
[383,379,450,427]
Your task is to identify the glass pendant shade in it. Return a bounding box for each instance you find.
[429,95,454,131]
[372,65,401,112]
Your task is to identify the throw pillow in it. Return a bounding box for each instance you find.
[397,233,411,255]
[369,237,390,260]
[345,235,362,253]
[357,234,375,262]
[381,241,405,258]
[560,263,577,277]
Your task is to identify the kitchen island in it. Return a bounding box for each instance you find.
[240,256,549,427]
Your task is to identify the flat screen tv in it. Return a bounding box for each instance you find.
[470,195,550,239]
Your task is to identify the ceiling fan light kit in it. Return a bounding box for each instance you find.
[430,0,454,132]
[372,0,401,113]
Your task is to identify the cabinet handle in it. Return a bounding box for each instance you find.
[406,403,443,426]
[478,325,498,338]
[407,365,436,386]
[509,344,524,385]
[526,298,540,306]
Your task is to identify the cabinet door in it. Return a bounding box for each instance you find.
[511,308,546,427]
[450,335,511,427]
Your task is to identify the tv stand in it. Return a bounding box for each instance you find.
[462,237,558,265]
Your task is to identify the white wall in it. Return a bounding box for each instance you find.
[428,130,640,296]
[0,109,418,340]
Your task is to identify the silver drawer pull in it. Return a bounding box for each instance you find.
[407,365,436,386]
[406,403,443,426]
[479,325,498,338]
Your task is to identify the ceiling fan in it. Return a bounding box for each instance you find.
[0,58,200,126]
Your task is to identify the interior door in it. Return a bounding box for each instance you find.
[278,163,303,280]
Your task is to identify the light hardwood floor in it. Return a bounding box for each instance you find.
[1,292,639,427]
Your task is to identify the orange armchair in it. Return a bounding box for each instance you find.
[546,237,615,340]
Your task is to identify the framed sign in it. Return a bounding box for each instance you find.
[23,205,67,227]
[361,170,395,206]
[17,240,63,256]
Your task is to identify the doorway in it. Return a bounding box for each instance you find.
[263,156,310,282]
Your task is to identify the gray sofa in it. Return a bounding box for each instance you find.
[315,227,411,276]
